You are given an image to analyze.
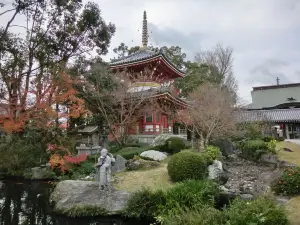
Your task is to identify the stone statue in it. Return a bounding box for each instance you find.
[95,148,115,190]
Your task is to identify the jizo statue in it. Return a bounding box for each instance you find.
[95,148,115,190]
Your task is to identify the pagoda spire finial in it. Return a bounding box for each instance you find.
[142,11,148,49]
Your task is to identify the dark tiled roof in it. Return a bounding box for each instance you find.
[109,49,185,76]
[129,87,187,106]
[252,83,300,91]
[110,49,158,65]
[235,109,300,123]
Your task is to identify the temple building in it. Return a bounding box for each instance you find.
[109,11,188,143]
[237,79,300,139]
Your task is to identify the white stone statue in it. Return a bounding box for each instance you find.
[95,148,115,190]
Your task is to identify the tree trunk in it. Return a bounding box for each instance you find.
[198,131,205,151]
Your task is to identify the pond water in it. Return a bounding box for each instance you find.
[0,180,149,225]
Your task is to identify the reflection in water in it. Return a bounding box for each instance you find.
[0,181,148,225]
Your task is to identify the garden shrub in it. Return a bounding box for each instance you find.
[152,134,185,147]
[271,167,300,195]
[160,207,224,225]
[262,135,274,142]
[117,146,150,160]
[225,196,288,225]
[69,161,95,177]
[240,139,268,161]
[205,145,222,161]
[161,137,186,154]
[123,188,165,219]
[124,180,220,220]
[277,136,285,142]
[267,140,277,154]
[167,151,208,182]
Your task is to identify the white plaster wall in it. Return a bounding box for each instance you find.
[251,86,300,109]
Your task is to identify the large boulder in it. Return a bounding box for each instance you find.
[211,138,235,157]
[152,134,185,147]
[259,153,297,169]
[111,155,127,173]
[125,157,160,170]
[50,180,131,216]
[140,150,167,161]
[208,160,228,185]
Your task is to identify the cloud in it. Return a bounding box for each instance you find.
[2,0,300,103]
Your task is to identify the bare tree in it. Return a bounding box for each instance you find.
[195,43,238,101]
[79,64,164,146]
[177,83,236,151]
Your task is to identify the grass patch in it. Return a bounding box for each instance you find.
[277,141,300,225]
[56,205,108,217]
[285,196,300,225]
[114,163,173,192]
[277,141,300,166]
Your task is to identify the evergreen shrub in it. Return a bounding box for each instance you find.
[161,137,186,154]
[240,139,268,161]
[272,167,300,195]
[167,151,208,182]
[124,180,220,220]
[225,197,287,225]
[205,145,222,161]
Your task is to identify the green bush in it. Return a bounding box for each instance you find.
[277,137,285,142]
[123,188,165,219]
[225,196,287,225]
[271,167,300,195]
[205,145,222,161]
[124,180,220,220]
[70,161,95,176]
[163,180,220,212]
[160,137,186,154]
[262,135,274,142]
[167,151,208,182]
[240,139,268,161]
[117,146,150,160]
[160,207,224,225]
[267,140,277,154]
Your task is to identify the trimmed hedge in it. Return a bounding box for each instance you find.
[160,137,186,154]
[117,146,150,160]
[167,151,208,182]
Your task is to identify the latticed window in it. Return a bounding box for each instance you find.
[146,113,152,122]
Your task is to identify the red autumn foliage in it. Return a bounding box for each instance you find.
[64,153,87,165]
[0,73,87,133]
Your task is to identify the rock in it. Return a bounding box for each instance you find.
[111,155,127,173]
[211,138,236,157]
[50,180,131,216]
[208,160,228,185]
[259,153,297,169]
[31,167,47,179]
[276,196,290,206]
[254,170,282,194]
[140,150,167,161]
[152,134,185,147]
[126,157,160,170]
[259,153,279,168]
[240,194,254,200]
[283,147,293,152]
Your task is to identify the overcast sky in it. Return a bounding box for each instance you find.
[2,0,300,103]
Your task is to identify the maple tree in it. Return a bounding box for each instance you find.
[0,1,115,133]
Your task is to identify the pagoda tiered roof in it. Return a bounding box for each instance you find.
[109,11,185,80]
[110,49,185,78]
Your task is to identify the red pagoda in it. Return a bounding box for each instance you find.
[109,11,188,143]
